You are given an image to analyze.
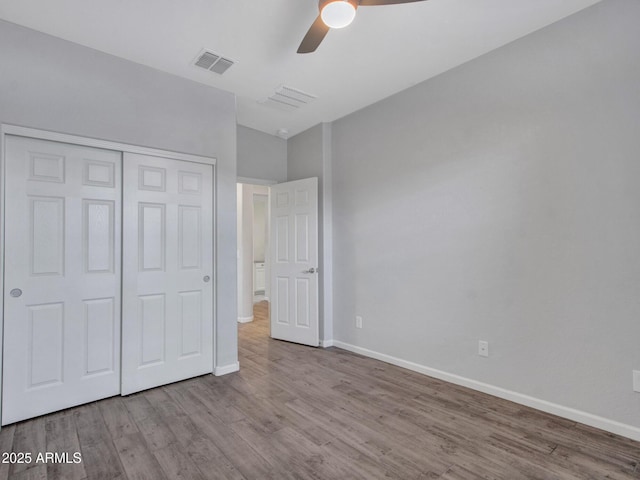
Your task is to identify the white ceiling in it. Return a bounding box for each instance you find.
[0,0,600,138]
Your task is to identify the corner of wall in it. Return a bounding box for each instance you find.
[321,122,334,343]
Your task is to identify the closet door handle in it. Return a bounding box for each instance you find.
[203,275,211,283]
[302,268,316,274]
[10,288,22,298]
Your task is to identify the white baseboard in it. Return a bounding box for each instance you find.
[332,340,640,442]
[214,362,240,376]
[237,315,253,324]
[320,339,335,348]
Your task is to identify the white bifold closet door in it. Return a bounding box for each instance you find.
[2,136,214,424]
[2,136,122,425]
[121,153,213,395]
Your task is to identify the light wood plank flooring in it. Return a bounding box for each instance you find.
[0,300,639,479]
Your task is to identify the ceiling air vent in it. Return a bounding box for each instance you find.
[259,85,317,113]
[193,49,235,75]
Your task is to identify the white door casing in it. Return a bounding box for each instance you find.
[269,178,319,347]
[121,152,214,395]
[2,135,122,425]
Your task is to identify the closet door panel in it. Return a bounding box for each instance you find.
[121,153,213,395]
[2,135,122,425]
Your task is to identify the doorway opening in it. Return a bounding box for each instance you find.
[237,177,319,347]
[236,182,270,335]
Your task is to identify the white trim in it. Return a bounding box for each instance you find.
[214,362,240,376]
[332,340,640,442]
[0,128,5,428]
[237,176,277,186]
[320,339,334,348]
[211,164,219,388]
[238,315,254,324]
[2,124,216,166]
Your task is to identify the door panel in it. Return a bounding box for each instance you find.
[30,196,66,275]
[139,293,166,366]
[139,203,166,271]
[178,291,202,357]
[84,200,115,273]
[270,178,319,346]
[83,297,116,375]
[121,153,213,395]
[3,135,122,425]
[28,303,64,388]
[179,206,202,269]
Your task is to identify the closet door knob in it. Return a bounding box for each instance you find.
[10,288,22,298]
[203,276,211,283]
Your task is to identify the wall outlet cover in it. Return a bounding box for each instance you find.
[633,370,640,393]
[355,315,363,329]
[478,340,489,357]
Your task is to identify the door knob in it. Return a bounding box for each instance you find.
[10,288,22,298]
[302,268,316,274]
[203,275,211,283]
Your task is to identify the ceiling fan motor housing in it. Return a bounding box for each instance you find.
[319,0,359,29]
[319,0,359,12]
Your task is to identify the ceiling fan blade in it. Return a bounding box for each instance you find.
[297,15,330,54]
[359,0,427,5]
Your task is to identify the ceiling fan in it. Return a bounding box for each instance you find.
[298,0,428,54]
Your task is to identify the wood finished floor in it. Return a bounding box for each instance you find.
[1,301,639,479]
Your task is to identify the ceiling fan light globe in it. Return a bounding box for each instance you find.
[321,1,357,29]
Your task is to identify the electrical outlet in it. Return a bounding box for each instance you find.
[633,370,640,393]
[478,340,489,357]
[355,315,363,329]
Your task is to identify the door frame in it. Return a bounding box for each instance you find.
[252,190,270,302]
[0,124,217,428]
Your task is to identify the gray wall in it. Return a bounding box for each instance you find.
[0,20,239,369]
[288,124,333,342]
[237,125,287,183]
[288,124,324,182]
[331,0,640,428]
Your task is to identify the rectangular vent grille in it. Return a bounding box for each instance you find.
[259,85,317,113]
[193,50,235,75]
[210,58,234,74]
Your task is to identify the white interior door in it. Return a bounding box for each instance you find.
[121,153,213,395]
[269,178,319,346]
[2,135,122,425]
